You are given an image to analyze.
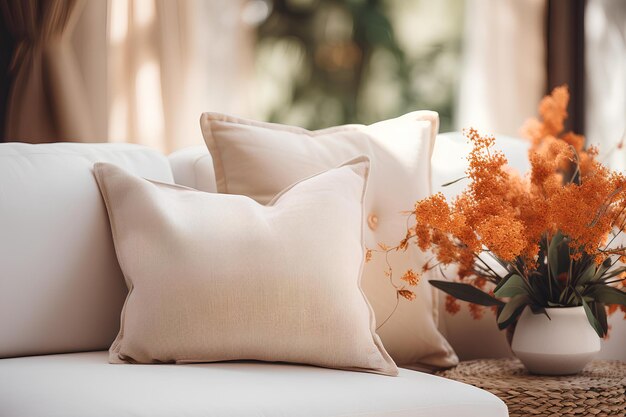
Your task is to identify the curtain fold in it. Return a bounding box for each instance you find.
[585,0,626,170]
[455,0,546,137]
[1,0,95,142]
[108,0,253,153]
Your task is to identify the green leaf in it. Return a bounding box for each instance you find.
[598,266,626,281]
[493,271,514,293]
[548,231,566,279]
[494,274,529,298]
[497,294,531,326]
[582,298,605,338]
[591,302,608,336]
[586,285,626,306]
[496,304,527,330]
[575,263,597,286]
[529,304,548,317]
[566,291,578,305]
[429,280,504,307]
[441,176,468,187]
[489,255,511,271]
[591,257,612,281]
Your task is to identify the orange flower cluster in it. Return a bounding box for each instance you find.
[377,86,626,320]
[365,245,422,327]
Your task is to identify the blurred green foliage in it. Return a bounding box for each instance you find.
[255,0,463,131]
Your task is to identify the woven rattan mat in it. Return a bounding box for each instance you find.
[436,359,625,417]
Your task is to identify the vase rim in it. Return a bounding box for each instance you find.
[542,305,585,313]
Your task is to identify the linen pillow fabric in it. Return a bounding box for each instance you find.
[201,112,458,367]
[94,158,398,376]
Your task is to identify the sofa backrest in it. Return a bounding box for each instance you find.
[3,139,624,362]
[0,143,173,358]
[168,145,218,192]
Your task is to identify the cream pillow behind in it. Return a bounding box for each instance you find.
[201,112,458,367]
[94,157,397,376]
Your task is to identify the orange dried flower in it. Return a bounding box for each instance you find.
[398,289,416,301]
[469,303,485,320]
[473,276,487,289]
[376,85,626,336]
[562,132,585,153]
[476,216,526,262]
[400,269,420,286]
[445,295,461,314]
[407,86,626,276]
[522,85,569,143]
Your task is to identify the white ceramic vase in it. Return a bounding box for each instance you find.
[511,306,601,375]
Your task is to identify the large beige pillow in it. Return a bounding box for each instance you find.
[201,112,458,367]
[94,158,398,376]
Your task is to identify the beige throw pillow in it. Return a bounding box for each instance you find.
[94,158,398,376]
[201,112,458,367]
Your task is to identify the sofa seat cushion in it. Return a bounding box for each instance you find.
[0,352,507,417]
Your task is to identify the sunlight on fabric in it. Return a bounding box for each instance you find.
[108,0,166,151]
[110,0,129,43]
[585,0,626,172]
[134,0,156,28]
[106,0,254,151]
[108,95,128,143]
[135,61,165,150]
[455,0,545,136]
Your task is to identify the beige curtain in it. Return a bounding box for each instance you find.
[108,0,254,153]
[1,0,95,142]
[585,0,626,171]
[72,0,108,140]
[455,0,546,136]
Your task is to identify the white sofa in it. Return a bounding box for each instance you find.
[0,136,622,416]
